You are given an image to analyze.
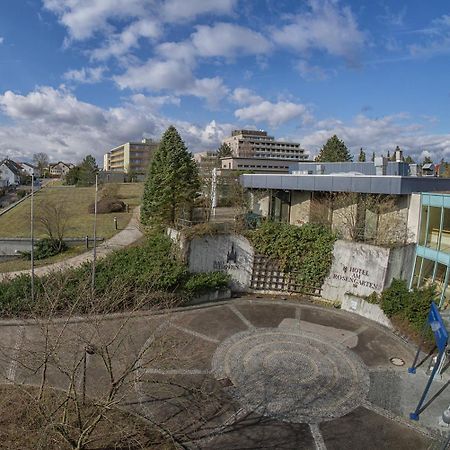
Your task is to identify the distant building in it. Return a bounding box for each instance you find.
[0,159,24,186]
[48,161,73,178]
[223,129,307,161]
[194,151,220,177]
[19,162,39,177]
[220,129,308,174]
[220,156,292,173]
[103,138,158,175]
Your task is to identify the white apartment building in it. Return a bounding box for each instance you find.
[103,138,158,175]
[223,130,307,161]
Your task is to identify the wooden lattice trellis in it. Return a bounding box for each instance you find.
[250,254,322,296]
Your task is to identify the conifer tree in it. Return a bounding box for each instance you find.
[217,142,232,158]
[315,135,353,162]
[141,126,200,225]
[371,151,375,162]
[358,148,366,162]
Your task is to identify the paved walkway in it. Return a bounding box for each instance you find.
[0,297,445,449]
[0,207,143,281]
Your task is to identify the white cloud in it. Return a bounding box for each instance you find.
[299,113,450,160]
[43,0,150,40]
[63,66,106,84]
[161,0,237,23]
[191,23,271,58]
[114,58,229,106]
[90,18,161,60]
[232,88,311,127]
[235,101,309,127]
[0,86,232,163]
[272,0,365,62]
[0,37,4,44]
[296,59,335,80]
[232,88,263,105]
[409,14,450,58]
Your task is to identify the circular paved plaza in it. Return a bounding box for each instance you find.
[132,297,441,449]
[211,327,369,423]
[1,296,442,449]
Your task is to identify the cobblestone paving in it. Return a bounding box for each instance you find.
[211,327,370,423]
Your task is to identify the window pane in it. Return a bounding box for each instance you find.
[419,205,428,246]
[441,208,450,253]
[426,206,441,250]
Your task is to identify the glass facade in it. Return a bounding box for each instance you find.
[411,194,450,306]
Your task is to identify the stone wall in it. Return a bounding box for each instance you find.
[187,234,254,292]
[289,191,310,226]
[321,240,415,303]
[322,240,389,301]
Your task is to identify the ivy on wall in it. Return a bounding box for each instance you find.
[247,221,337,288]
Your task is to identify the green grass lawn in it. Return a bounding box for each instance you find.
[0,183,144,239]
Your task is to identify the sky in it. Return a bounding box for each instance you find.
[0,0,449,165]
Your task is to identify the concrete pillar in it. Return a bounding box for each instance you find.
[289,191,311,226]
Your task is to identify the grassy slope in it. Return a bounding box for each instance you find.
[0,183,143,239]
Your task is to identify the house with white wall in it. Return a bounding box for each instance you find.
[0,159,23,187]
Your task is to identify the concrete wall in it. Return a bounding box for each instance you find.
[321,239,415,303]
[251,193,270,217]
[342,294,392,328]
[407,193,421,243]
[289,191,310,226]
[187,234,254,292]
[322,240,390,301]
[384,243,416,288]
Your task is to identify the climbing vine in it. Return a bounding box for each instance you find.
[247,221,337,288]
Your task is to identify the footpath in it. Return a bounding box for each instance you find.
[0,207,143,281]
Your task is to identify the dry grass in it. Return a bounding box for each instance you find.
[0,385,175,450]
[0,183,143,239]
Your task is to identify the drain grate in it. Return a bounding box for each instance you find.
[389,357,405,366]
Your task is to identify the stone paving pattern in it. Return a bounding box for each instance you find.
[0,297,445,449]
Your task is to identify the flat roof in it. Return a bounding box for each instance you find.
[240,173,450,195]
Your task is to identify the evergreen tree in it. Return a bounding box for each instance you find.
[371,151,375,162]
[217,142,232,158]
[315,135,352,162]
[404,155,415,164]
[77,155,98,186]
[387,150,391,160]
[422,155,433,165]
[358,148,366,162]
[141,126,200,225]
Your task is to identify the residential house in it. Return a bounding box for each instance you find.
[0,159,23,187]
[48,161,73,178]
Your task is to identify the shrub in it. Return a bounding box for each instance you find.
[16,189,28,199]
[21,238,68,260]
[247,221,337,289]
[184,272,230,297]
[380,279,436,333]
[88,198,125,214]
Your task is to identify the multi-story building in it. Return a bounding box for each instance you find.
[220,129,308,174]
[48,162,73,178]
[103,138,158,175]
[223,129,307,161]
[0,159,23,186]
[410,193,450,306]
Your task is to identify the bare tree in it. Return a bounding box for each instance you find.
[37,201,71,250]
[33,152,50,176]
[311,192,410,246]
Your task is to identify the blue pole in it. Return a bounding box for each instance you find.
[410,350,444,420]
[408,320,430,374]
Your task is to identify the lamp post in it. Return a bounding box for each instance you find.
[30,172,35,301]
[91,174,98,295]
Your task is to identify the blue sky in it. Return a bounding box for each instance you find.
[0,0,449,164]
